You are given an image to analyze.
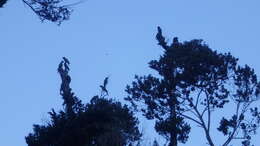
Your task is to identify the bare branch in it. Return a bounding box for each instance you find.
[178,113,202,126]
[205,91,211,131]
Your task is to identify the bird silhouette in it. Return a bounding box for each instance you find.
[63,57,70,64]
[62,57,70,72]
[156,26,163,41]
[57,61,64,73]
[103,77,108,88]
[100,76,109,96]
[156,26,168,50]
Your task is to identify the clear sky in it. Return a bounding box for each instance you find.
[1,0,260,145]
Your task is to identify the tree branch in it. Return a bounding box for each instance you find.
[186,95,215,146]
[205,91,211,131]
[22,0,38,15]
[195,88,203,108]
[178,113,202,126]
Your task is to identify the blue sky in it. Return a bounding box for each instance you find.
[1,0,260,145]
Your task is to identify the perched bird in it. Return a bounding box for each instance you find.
[171,37,179,48]
[100,77,109,96]
[63,57,70,64]
[156,26,163,41]
[62,57,70,71]
[57,61,64,73]
[173,37,179,44]
[156,26,168,50]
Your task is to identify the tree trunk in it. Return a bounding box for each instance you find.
[201,123,214,146]
[169,131,177,146]
[168,102,178,146]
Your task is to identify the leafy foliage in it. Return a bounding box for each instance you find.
[22,0,72,25]
[155,116,190,143]
[218,115,238,136]
[26,58,141,146]
[1,0,78,24]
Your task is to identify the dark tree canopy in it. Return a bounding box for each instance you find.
[125,27,260,146]
[26,57,141,146]
[0,0,81,24]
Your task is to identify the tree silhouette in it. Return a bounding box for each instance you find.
[0,0,82,24]
[25,57,141,146]
[125,27,260,146]
[125,27,191,146]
